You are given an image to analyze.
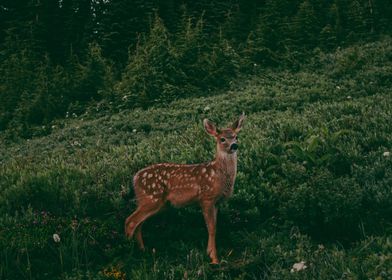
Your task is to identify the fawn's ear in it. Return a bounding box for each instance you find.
[232,113,246,133]
[203,119,218,136]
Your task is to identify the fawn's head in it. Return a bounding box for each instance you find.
[203,113,245,154]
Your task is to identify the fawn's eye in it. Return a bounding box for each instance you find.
[220,137,226,143]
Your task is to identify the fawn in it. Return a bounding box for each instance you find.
[125,113,245,264]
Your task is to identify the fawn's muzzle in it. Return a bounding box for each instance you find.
[230,143,238,151]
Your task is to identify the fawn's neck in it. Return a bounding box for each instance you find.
[213,147,237,176]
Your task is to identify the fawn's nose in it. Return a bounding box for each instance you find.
[230,143,238,151]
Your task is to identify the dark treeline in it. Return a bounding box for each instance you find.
[0,0,391,137]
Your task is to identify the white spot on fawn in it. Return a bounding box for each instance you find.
[202,168,207,173]
[148,174,153,179]
[143,172,147,178]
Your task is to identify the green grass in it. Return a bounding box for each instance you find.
[1,39,392,279]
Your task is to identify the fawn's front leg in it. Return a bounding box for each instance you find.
[201,200,219,264]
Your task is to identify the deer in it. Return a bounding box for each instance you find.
[124,113,245,264]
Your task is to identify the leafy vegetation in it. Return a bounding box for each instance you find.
[1,39,391,279]
[1,0,392,134]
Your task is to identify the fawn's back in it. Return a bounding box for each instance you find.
[133,155,237,208]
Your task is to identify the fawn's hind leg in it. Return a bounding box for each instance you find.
[125,202,163,240]
[135,224,145,250]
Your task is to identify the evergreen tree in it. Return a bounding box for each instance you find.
[95,0,156,65]
[372,0,392,34]
[292,0,322,49]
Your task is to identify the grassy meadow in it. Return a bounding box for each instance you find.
[1,39,392,279]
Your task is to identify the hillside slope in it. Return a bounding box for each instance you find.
[1,39,392,279]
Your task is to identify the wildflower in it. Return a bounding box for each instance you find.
[347,96,352,99]
[71,140,81,147]
[53,233,61,243]
[132,129,137,133]
[203,106,210,112]
[102,266,126,280]
[290,261,307,273]
[336,85,341,90]
[383,151,390,157]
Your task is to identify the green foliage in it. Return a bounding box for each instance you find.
[0,41,114,138]
[115,16,240,108]
[2,1,392,133]
[115,16,179,107]
[1,40,391,279]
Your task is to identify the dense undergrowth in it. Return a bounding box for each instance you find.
[1,39,392,279]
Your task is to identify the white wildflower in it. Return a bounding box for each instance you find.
[203,106,210,112]
[383,151,390,157]
[290,261,307,273]
[347,96,352,99]
[132,129,137,133]
[53,233,61,243]
[336,86,341,90]
[72,140,81,147]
